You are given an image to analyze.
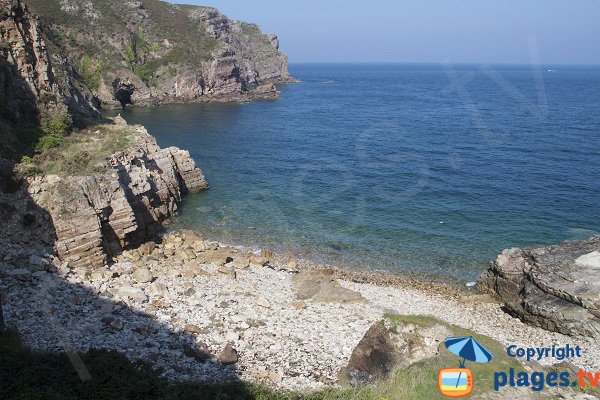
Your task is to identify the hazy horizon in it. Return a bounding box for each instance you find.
[172,0,600,65]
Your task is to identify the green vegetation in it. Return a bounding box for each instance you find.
[176,4,201,11]
[25,0,218,84]
[371,314,523,399]
[2,314,588,399]
[20,155,33,164]
[79,55,103,91]
[125,28,157,86]
[33,123,136,176]
[34,107,72,151]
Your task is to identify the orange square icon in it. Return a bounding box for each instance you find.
[438,368,473,397]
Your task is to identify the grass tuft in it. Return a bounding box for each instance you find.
[32,123,137,176]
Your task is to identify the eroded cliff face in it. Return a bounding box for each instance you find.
[187,6,290,88]
[21,0,293,108]
[1,1,211,272]
[477,237,600,338]
[0,0,98,122]
[26,123,207,270]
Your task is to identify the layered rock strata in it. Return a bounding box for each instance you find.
[0,0,98,121]
[26,126,207,270]
[477,237,600,338]
[19,0,294,108]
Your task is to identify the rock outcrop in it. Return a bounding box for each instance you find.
[0,0,98,122]
[477,237,600,338]
[339,317,451,386]
[22,0,293,108]
[26,124,207,270]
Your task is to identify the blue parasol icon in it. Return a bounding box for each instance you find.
[444,336,493,388]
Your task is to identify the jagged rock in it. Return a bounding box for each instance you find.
[265,34,279,49]
[183,265,209,279]
[18,0,292,108]
[217,343,238,365]
[256,83,277,95]
[89,268,110,281]
[292,269,366,304]
[137,242,157,256]
[184,248,197,260]
[192,241,208,253]
[26,130,208,270]
[182,230,203,245]
[113,114,128,126]
[477,236,600,338]
[340,318,451,386]
[0,0,98,121]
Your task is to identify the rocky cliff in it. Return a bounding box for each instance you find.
[24,121,207,270]
[0,0,98,122]
[477,237,600,339]
[20,0,293,108]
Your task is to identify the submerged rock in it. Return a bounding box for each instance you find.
[477,236,600,338]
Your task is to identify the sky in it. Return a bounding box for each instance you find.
[172,0,600,65]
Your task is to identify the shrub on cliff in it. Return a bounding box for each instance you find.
[35,107,72,151]
[125,27,157,86]
[79,55,103,92]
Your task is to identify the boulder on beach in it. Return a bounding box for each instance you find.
[477,236,600,338]
[339,315,450,386]
[292,269,366,304]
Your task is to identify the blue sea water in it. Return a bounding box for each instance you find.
[113,64,600,281]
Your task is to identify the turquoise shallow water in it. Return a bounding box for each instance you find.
[112,64,600,281]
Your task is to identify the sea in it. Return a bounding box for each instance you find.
[111,63,600,282]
